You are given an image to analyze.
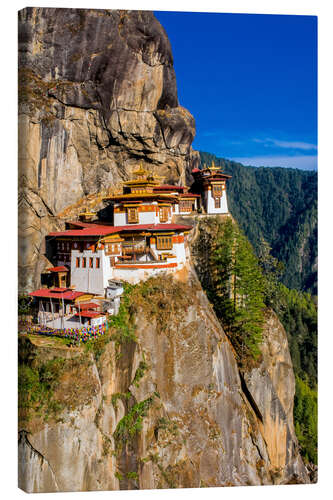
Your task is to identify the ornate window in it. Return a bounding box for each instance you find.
[127,207,139,223]
[106,243,120,255]
[212,184,223,198]
[156,236,173,250]
[214,197,221,208]
[179,199,193,212]
[159,207,169,222]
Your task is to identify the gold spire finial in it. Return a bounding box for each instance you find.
[210,160,221,172]
[133,162,147,178]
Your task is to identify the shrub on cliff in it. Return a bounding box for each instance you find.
[294,376,317,464]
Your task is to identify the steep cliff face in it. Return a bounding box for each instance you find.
[18,8,199,292]
[18,275,308,492]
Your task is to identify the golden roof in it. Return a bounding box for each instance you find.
[120,162,165,189]
[78,208,95,217]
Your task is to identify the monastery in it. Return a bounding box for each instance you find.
[29,162,231,329]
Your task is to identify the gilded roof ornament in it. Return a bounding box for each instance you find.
[133,162,148,179]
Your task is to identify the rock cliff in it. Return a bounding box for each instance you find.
[18,7,199,292]
[18,275,308,492]
[18,8,309,492]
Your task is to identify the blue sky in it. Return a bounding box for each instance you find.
[154,11,317,170]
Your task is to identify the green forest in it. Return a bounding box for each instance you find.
[199,152,317,294]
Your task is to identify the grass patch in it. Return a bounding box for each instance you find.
[18,357,66,425]
[132,360,149,388]
[107,284,137,356]
[113,392,159,452]
[111,391,131,409]
[129,276,193,334]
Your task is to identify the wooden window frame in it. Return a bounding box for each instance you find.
[89,257,94,268]
[82,257,86,268]
[156,236,173,250]
[96,257,100,269]
[127,207,139,223]
[76,257,80,268]
[159,206,169,222]
[179,199,192,213]
[214,197,221,209]
[212,184,223,198]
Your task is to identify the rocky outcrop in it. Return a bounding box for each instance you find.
[18,8,200,292]
[241,309,307,483]
[18,275,308,492]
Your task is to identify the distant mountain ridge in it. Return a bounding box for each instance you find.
[199,152,318,294]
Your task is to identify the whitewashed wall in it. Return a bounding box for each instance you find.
[204,189,229,214]
[113,201,174,226]
[71,249,114,295]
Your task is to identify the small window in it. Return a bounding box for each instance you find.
[214,197,221,209]
[127,207,138,223]
[179,200,192,213]
[89,257,94,268]
[82,257,86,268]
[76,257,80,268]
[159,207,169,222]
[156,236,172,250]
[96,257,100,269]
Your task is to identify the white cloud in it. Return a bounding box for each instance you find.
[253,138,317,151]
[230,155,318,170]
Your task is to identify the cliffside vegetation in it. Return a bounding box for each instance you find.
[192,216,317,465]
[274,286,317,464]
[193,217,266,366]
[257,241,317,464]
[199,152,317,295]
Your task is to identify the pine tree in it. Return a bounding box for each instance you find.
[211,219,265,361]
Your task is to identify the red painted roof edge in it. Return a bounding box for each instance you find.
[48,222,193,238]
[48,226,119,237]
[29,289,86,299]
[75,311,104,318]
[46,266,68,272]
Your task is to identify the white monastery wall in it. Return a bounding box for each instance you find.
[112,265,179,284]
[204,189,228,214]
[71,249,108,295]
[113,212,127,226]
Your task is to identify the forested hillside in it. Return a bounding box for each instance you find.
[192,216,317,465]
[195,156,318,464]
[199,152,317,294]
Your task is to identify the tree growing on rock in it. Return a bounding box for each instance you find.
[211,218,265,361]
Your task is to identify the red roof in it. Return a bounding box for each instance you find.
[116,224,193,232]
[47,266,68,272]
[48,225,119,237]
[191,168,201,173]
[77,302,99,310]
[75,311,104,319]
[29,288,86,300]
[48,223,192,237]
